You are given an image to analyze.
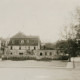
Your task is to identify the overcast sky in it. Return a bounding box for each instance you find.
[0,0,80,42]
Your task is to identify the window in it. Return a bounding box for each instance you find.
[28,46,30,50]
[40,53,42,56]
[34,47,36,50]
[19,53,23,55]
[57,50,59,54]
[10,53,12,55]
[21,40,24,44]
[19,46,21,50]
[11,46,13,50]
[45,52,47,55]
[26,40,29,43]
[50,52,52,56]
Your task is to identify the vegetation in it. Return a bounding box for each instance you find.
[2,55,69,61]
[41,43,56,50]
[55,7,80,61]
[2,56,37,61]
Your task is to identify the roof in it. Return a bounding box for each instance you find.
[8,32,41,46]
[11,32,39,39]
[0,38,6,42]
[11,32,27,38]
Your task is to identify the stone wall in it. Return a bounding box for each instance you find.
[3,49,62,60]
[34,50,60,59]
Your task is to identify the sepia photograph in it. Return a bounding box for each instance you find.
[0,0,80,80]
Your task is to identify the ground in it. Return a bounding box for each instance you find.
[0,58,79,80]
[0,60,67,68]
[0,68,74,80]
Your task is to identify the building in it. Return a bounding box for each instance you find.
[6,32,41,56]
[0,38,7,57]
[2,32,64,60]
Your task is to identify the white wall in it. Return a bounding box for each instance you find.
[8,46,39,50]
[7,45,39,56]
[34,50,59,59]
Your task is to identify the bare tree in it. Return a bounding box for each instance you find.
[59,22,77,62]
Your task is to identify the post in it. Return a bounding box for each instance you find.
[73,56,75,68]
[67,39,71,62]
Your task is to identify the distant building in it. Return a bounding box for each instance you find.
[6,32,41,56]
[0,38,6,57]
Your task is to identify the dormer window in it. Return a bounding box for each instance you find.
[21,40,24,44]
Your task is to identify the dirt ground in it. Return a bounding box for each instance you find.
[0,58,79,80]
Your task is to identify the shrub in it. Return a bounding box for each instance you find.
[61,56,69,60]
[2,55,69,61]
[2,56,37,61]
[37,57,52,61]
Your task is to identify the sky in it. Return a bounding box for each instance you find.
[0,0,80,43]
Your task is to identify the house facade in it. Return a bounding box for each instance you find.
[6,32,41,56]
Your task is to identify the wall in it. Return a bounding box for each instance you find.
[34,50,60,59]
[4,48,61,60]
[8,45,39,50]
[0,40,1,49]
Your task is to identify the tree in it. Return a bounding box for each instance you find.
[59,23,77,62]
[72,7,80,56]
[70,7,80,39]
[56,7,80,62]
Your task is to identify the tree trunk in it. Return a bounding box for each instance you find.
[69,54,71,62]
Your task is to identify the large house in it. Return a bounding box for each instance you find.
[7,32,41,56]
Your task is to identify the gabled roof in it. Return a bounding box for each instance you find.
[8,32,41,46]
[11,32,39,39]
[11,32,27,39]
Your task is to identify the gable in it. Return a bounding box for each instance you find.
[11,32,27,39]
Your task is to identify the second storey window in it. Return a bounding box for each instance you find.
[50,52,52,56]
[12,40,14,44]
[34,47,36,50]
[26,40,29,43]
[11,46,13,50]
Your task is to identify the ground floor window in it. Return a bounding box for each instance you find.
[50,52,52,56]
[10,53,12,55]
[40,53,42,56]
[28,46,30,50]
[19,53,23,55]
